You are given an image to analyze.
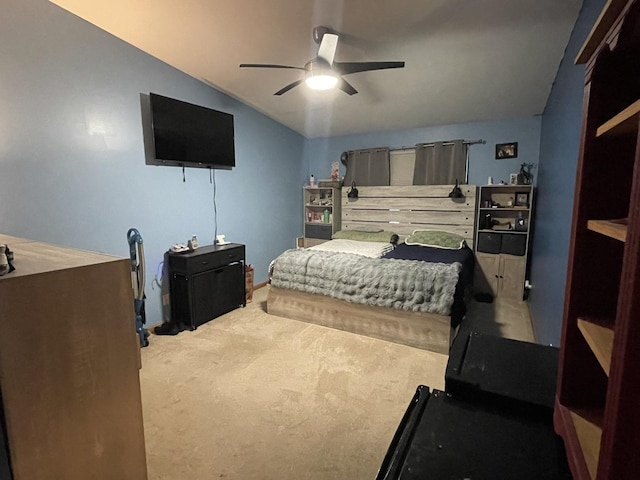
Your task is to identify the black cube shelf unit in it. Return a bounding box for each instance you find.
[168,243,246,329]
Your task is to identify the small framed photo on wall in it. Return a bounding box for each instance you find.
[496,142,518,159]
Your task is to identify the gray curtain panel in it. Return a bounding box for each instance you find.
[343,147,390,186]
[413,139,466,185]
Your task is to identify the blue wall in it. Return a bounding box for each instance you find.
[305,117,542,187]
[529,0,606,346]
[0,0,305,326]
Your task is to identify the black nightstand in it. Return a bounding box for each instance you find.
[168,243,245,329]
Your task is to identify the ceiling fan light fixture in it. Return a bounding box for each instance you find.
[304,58,338,91]
[239,27,404,96]
[305,72,338,90]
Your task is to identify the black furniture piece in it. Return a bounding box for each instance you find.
[446,332,559,419]
[377,333,569,479]
[376,386,571,480]
[168,243,245,330]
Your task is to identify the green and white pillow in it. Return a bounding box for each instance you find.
[405,230,466,249]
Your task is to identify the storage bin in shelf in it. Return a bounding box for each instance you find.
[587,218,628,242]
[577,317,614,376]
[596,98,640,137]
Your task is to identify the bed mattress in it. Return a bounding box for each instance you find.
[270,248,462,316]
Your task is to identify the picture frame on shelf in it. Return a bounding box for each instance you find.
[509,173,518,185]
[515,192,530,207]
[495,142,518,159]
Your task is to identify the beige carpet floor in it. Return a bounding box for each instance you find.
[140,286,450,480]
[464,296,535,342]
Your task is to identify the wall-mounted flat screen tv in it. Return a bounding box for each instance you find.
[149,92,235,169]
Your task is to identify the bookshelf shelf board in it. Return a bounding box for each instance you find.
[596,98,640,137]
[587,218,628,242]
[570,408,604,480]
[577,317,615,375]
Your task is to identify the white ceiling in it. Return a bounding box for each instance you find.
[50,0,583,139]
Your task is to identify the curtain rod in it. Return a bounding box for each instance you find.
[393,139,485,150]
[348,139,486,155]
[412,139,487,148]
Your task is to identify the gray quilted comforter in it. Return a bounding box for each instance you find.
[270,249,462,315]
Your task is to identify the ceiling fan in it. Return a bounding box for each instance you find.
[239,26,405,96]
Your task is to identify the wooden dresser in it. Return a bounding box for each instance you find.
[0,234,147,479]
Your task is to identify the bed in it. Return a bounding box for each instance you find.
[267,185,477,354]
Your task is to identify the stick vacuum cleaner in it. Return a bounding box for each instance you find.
[127,228,149,347]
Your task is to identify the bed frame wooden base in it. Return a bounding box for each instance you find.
[266,286,454,355]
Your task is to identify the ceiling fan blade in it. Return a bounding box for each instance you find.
[274,79,304,96]
[317,33,339,65]
[337,78,358,95]
[334,61,405,76]
[239,63,305,70]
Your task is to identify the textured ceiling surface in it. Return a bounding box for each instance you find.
[51,0,583,139]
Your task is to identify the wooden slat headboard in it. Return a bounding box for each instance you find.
[342,185,477,247]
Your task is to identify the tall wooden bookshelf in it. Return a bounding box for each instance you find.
[554,1,640,479]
